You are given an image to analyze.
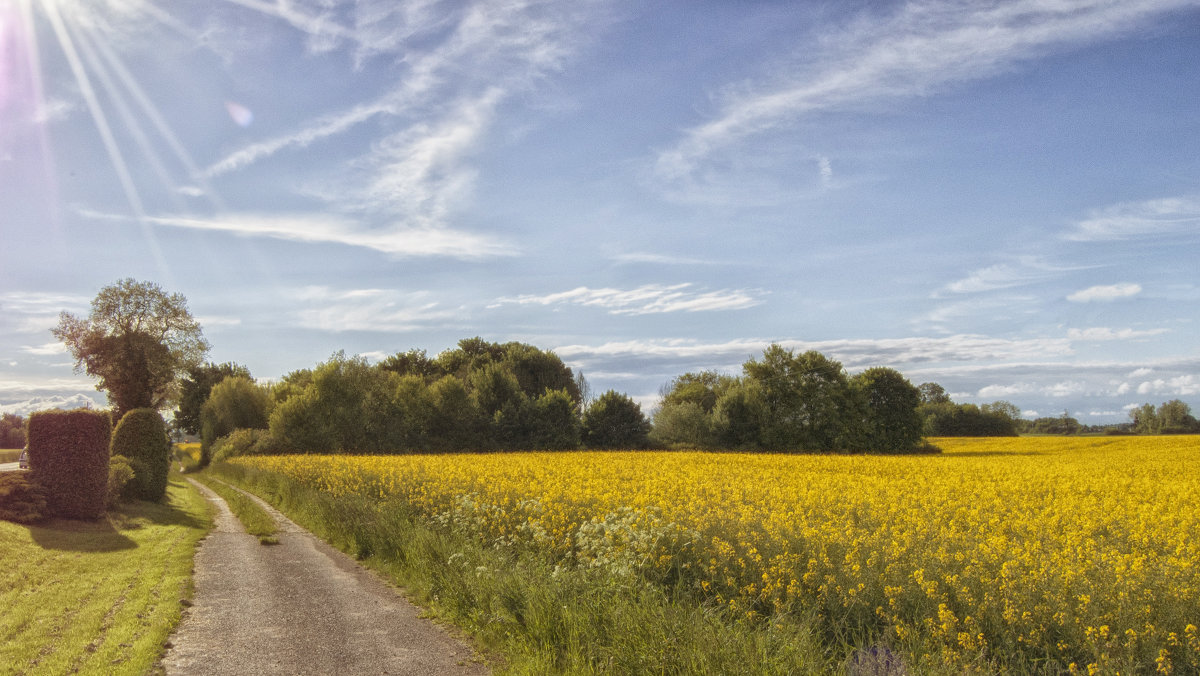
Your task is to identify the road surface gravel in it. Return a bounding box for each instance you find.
[162,479,489,675]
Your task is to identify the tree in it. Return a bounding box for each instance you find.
[582,390,650,449]
[1155,399,1198,434]
[743,346,858,451]
[0,414,26,449]
[175,362,252,436]
[53,279,209,420]
[199,376,272,465]
[1129,403,1158,434]
[659,370,735,414]
[851,367,923,453]
[918,382,952,405]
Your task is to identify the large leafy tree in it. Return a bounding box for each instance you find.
[53,279,209,420]
[175,362,252,436]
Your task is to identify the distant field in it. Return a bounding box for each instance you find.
[0,449,21,463]
[231,436,1200,674]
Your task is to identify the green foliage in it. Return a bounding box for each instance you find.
[175,362,251,436]
[1131,399,1199,434]
[921,402,1019,436]
[712,379,766,449]
[743,346,860,451]
[917,382,951,405]
[1028,412,1082,435]
[425,376,483,451]
[27,409,112,519]
[377,348,443,381]
[211,428,281,463]
[1,413,26,449]
[852,367,923,453]
[659,370,734,414]
[583,391,650,449]
[51,278,209,419]
[650,400,716,448]
[0,472,48,523]
[200,375,271,465]
[108,455,135,508]
[111,408,171,501]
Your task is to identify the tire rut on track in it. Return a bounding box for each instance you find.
[162,479,489,676]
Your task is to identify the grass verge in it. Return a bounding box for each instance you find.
[210,462,833,674]
[191,474,278,544]
[0,473,212,675]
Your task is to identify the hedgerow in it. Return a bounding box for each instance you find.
[111,408,170,501]
[27,409,111,519]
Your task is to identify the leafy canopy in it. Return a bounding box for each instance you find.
[53,279,208,418]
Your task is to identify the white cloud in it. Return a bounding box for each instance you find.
[81,210,516,259]
[1067,327,1169,341]
[1066,196,1200,241]
[1129,367,1154,378]
[611,252,716,266]
[653,0,1196,195]
[0,394,104,417]
[195,315,243,328]
[1067,283,1142,303]
[938,257,1076,295]
[292,287,460,332]
[20,343,67,356]
[492,284,764,316]
[1136,375,1200,397]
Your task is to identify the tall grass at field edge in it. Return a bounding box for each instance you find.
[209,462,837,675]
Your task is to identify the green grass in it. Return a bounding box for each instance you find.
[191,473,278,544]
[0,449,22,463]
[210,462,832,675]
[0,474,212,675]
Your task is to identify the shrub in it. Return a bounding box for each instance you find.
[111,408,171,501]
[0,472,48,523]
[211,428,281,462]
[28,409,111,519]
[108,455,135,507]
[200,375,271,465]
[650,401,715,448]
[583,390,651,449]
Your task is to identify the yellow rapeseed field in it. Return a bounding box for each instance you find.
[233,436,1200,673]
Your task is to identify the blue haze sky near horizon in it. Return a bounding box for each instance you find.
[2,0,1199,423]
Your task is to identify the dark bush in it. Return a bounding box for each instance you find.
[111,408,170,501]
[108,455,135,507]
[0,473,48,523]
[583,390,651,449]
[28,409,112,519]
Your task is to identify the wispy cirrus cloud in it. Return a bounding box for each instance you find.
[936,256,1079,296]
[1067,283,1142,303]
[1065,195,1200,241]
[653,0,1197,197]
[491,284,764,316]
[206,0,605,234]
[1066,327,1169,341]
[80,209,515,259]
[291,286,461,332]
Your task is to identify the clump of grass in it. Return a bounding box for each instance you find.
[210,462,834,674]
[191,474,278,545]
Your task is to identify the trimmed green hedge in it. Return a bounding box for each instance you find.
[28,409,112,519]
[111,408,170,501]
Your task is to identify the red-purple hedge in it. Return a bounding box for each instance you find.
[27,409,112,519]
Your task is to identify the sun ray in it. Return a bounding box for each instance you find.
[84,18,225,210]
[71,19,185,212]
[40,0,170,275]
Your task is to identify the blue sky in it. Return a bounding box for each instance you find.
[2,0,1198,423]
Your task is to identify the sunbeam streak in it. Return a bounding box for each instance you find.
[39,0,169,274]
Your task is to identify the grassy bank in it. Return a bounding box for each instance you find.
[210,461,831,674]
[0,475,212,674]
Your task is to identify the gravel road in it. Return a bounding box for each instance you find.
[162,480,489,675]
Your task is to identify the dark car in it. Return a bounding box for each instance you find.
[18,448,29,469]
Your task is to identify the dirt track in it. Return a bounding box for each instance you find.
[162,480,489,675]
